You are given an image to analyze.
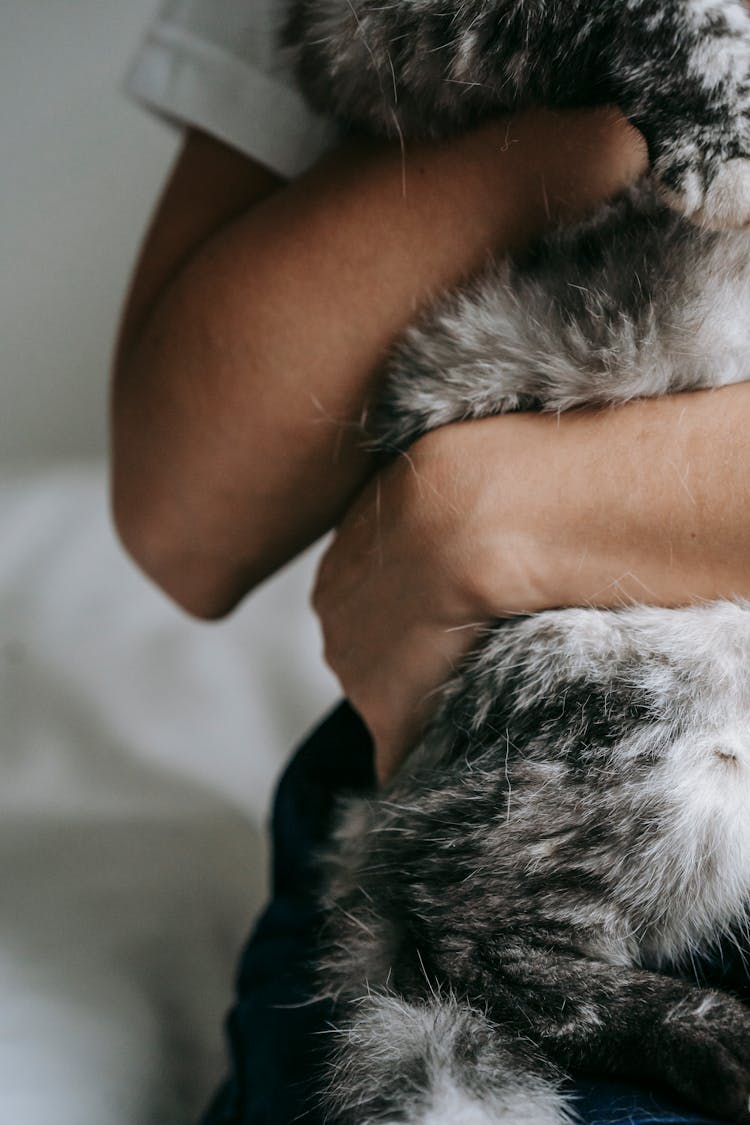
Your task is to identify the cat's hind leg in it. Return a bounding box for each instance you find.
[323,992,573,1125]
[472,940,750,1123]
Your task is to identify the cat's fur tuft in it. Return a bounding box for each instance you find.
[324,993,574,1124]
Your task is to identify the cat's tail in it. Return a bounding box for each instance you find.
[323,992,575,1124]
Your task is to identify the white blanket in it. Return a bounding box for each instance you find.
[0,464,337,1123]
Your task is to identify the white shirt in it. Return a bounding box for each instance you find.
[125,0,338,177]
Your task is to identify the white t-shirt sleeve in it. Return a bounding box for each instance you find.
[125,0,339,177]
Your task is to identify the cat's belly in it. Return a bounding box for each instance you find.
[399,600,750,969]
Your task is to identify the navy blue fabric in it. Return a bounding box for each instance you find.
[199,701,724,1125]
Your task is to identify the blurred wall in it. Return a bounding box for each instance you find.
[0,0,177,464]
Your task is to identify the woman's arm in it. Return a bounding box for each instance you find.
[472,389,750,615]
[315,383,750,778]
[111,109,645,618]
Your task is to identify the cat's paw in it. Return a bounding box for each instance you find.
[657,153,750,229]
[657,990,750,1122]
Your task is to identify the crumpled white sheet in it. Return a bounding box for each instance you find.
[0,463,338,1124]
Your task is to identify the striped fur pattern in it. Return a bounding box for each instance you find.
[282,2,750,1121]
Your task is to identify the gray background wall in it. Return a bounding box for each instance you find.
[1,0,178,463]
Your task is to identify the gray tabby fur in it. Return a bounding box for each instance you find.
[282,1,750,1121]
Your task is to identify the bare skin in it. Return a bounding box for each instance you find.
[113,111,750,779]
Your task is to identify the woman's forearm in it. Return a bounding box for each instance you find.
[458,384,750,617]
[112,108,644,618]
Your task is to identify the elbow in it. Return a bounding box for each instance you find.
[110,463,244,623]
[110,351,249,622]
[110,316,269,620]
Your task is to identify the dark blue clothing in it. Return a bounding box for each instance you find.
[200,702,722,1125]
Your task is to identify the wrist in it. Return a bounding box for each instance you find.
[465,407,659,616]
[407,418,558,623]
[465,413,566,617]
[410,385,750,626]
[468,396,711,617]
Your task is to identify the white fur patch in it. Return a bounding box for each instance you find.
[413,1079,574,1125]
[686,0,750,35]
[663,157,750,229]
[330,994,576,1125]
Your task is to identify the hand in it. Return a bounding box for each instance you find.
[312,420,549,782]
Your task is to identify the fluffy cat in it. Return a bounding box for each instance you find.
[282,2,750,1121]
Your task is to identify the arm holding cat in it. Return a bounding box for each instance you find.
[317,386,750,778]
[112,107,642,615]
